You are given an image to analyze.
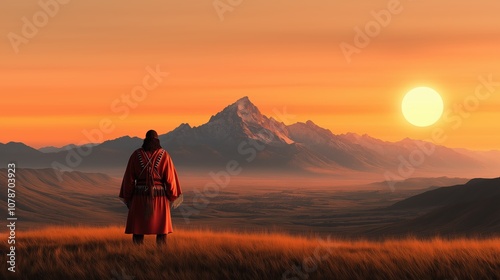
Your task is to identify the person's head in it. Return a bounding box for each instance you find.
[142,129,162,152]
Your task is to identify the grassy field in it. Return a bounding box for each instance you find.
[1,226,500,280]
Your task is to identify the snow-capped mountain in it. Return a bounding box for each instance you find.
[160,97,302,169]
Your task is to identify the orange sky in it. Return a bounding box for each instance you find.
[1,0,500,150]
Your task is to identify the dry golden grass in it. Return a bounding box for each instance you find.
[1,226,500,280]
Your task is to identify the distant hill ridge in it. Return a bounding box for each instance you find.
[371,177,500,236]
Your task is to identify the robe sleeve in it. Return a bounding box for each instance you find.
[163,153,182,202]
[119,151,137,205]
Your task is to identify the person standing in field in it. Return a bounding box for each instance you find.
[119,130,183,245]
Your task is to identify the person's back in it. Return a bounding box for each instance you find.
[119,130,183,245]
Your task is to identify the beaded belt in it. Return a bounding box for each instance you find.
[134,185,167,196]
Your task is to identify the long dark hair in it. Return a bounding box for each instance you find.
[142,130,162,152]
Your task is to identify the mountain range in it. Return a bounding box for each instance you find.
[1,96,499,179]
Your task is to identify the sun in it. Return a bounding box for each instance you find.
[402,87,444,127]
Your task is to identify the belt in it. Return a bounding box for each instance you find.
[133,185,167,196]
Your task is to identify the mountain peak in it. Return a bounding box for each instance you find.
[233,97,261,123]
[305,120,320,128]
[173,123,191,131]
[234,96,251,105]
[209,96,262,124]
[202,97,294,144]
[230,96,260,116]
[297,120,334,136]
[1,141,42,154]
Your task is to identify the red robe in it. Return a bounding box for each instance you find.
[119,148,182,234]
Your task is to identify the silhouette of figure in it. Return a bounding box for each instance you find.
[119,130,183,245]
